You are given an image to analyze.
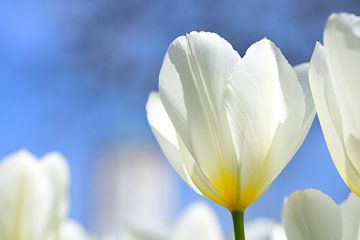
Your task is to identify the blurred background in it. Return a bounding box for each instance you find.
[1,0,360,237]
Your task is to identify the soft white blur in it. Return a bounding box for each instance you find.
[90,143,177,236]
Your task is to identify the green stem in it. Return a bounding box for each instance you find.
[232,211,245,240]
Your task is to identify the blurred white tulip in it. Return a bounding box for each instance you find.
[245,218,286,240]
[59,220,93,240]
[90,145,176,236]
[147,32,315,212]
[282,189,360,240]
[121,202,224,240]
[170,203,224,240]
[120,202,287,240]
[0,150,69,240]
[309,13,360,196]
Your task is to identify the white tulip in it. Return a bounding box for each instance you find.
[0,150,69,240]
[282,189,360,240]
[121,202,224,240]
[309,13,360,196]
[147,31,315,213]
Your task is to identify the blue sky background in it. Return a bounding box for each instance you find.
[1,0,360,234]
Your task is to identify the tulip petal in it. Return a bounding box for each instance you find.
[324,14,360,191]
[341,193,360,240]
[146,93,200,194]
[42,152,70,238]
[177,136,232,207]
[0,150,55,240]
[226,39,306,208]
[294,63,316,135]
[309,42,360,195]
[324,13,360,139]
[159,31,240,186]
[171,203,224,240]
[282,189,342,240]
[265,62,314,183]
[147,91,234,212]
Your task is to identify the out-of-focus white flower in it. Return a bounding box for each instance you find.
[282,189,360,240]
[90,145,176,235]
[59,220,93,240]
[0,150,69,240]
[245,218,286,240]
[170,203,224,240]
[121,202,224,240]
[309,12,360,196]
[101,203,288,240]
[147,31,315,211]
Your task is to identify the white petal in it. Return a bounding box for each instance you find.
[120,226,166,240]
[174,135,235,208]
[146,93,200,194]
[159,31,240,187]
[245,218,287,240]
[294,63,316,136]
[0,150,55,240]
[58,220,92,240]
[270,63,315,183]
[341,193,360,240]
[42,152,70,238]
[226,39,307,208]
[323,13,360,194]
[324,13,360,139]
[309,43,360,195]
[263,62,314,185]
[282,189,342,240]
[171,202,224,240]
